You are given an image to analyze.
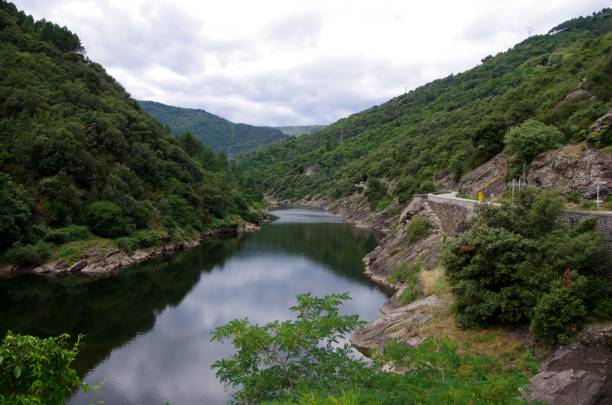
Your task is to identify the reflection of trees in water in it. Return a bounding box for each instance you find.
[0,221,382,381]
[244,223,380,283]
[0,238,241,376]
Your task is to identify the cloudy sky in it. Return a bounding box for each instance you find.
[14,0,610,126]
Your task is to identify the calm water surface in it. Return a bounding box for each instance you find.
[0,207,387,404]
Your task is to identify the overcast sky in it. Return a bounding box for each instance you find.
[13,0,611,126]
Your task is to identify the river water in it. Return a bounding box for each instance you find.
[0,207,388,404]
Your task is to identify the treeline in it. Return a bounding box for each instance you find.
[238,8,612,207]
[0,1,260,265]
[138,100,289,155]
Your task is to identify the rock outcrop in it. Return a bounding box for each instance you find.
[589,108,612,133]
[457,153,510,196]
[523,324,612,405]
[362,195,442,287]
[351,295,445,354]
[527,144,611,198]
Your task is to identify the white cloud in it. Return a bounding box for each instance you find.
[13,0,611,125]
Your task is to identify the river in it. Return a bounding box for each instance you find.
[0,207,388,404]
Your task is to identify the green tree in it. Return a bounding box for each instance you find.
[442,187,609,342]
[0,332,81,404]
[86,201,130,237]
[503,119,564,162]
[0,173,30,250]
[211,293,367,403]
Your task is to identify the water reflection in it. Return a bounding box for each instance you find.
[0,208,387,405]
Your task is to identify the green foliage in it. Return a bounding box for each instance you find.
[364,178,386,209]
[115,230,161,252]
[238,9,612,204]
[4,240,52,266]
[442,187,609,342]
[86,201,130,238]
[139,100,289,155]
[211,292,367,403]
[503,119,564,161]
[214,295,531,404]
[406,215,432,243]
[530,276,587,344]
[0,3,261,263]
[0,173,31,250]
[0,332,81,404]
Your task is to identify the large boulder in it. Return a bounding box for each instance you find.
[523,324,612,405]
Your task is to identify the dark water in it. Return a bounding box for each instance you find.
[0,207,387,404]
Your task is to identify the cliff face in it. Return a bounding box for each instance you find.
[528,144,611,198]
[456,144,611,199]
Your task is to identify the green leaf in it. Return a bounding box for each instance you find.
[13,366,21,379]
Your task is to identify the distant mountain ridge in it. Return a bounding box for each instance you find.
[138,100,289,155]
[276,125,326,137]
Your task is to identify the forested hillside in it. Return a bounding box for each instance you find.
[276,125,326,137]
[0,1,260,266]
[239,9,612,207]
[139,100,288,155]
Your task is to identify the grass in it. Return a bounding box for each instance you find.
[49,237,116,265]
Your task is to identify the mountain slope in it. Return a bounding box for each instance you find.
[276,125,326,137]
[138,100,288,155]
[238,8,612,207]
[0,1,260,265]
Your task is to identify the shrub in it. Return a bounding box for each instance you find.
[365,178,386,209]
[4,241,52,266]
[86,201,129,238]
[530,279,587,344]
[406,215,432,243]
[0,332,81,404]
[503,119,564,162]
[115,230,161,252]
[442,187,608,341]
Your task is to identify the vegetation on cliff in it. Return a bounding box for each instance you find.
[138,100,289,155]
[0,1,261,266]
[443,187,610,343]
[238,8,612,206]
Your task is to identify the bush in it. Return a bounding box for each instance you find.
[365,178,387,209]
[86,201,130,238]
[503,119,564,162]
[43,225,90,244]
[406,215,432,243]
[115,230,161,252]
[0,332,81,404]
[4,241,52,266]
[442,187,608,341]
[530,278,587,344]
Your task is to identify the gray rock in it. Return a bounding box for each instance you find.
[528,144,611,198]
[351,295,444,354]
[589,109,612,133]
[523,324,612,405]
[69,260,89,273]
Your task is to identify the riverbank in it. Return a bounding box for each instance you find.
[0,220,265,278]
